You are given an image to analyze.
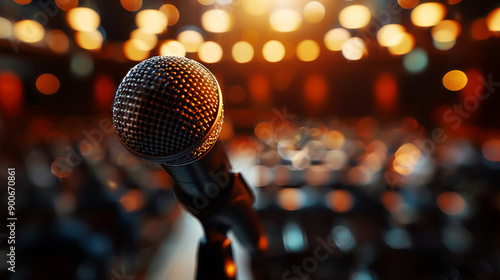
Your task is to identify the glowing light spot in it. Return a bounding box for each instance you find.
[120,190,145,212]
[486,8,500,31]
[398,0,419,9]
[225,260,236,278]
[324,28,350,51]
[123,39,149,61]
[437,192,465,215]
[198,0,215,5]
[342,37,366,60]
[382,191,403,212]
[55,0,78,11]
[270,9,302,32]
[278,188,305,211]
[434,39,456,51]
[67,8,100,32]
[388,32,415,55]
[177,29,204,52]
[377,24,406,47]
[303,1,325,23]
[0,72,23,117]
[0,17,12,39]
[198,41,223,63]
[471,18,492,40]
[36,74,60,95]
[393,143,421,175]
[75,30,103,50]
[339,5,371,29]
[13,0,31,4]
[130,29,157,51]
[232,41,254,63]
[296,40,320,62]
[403,48,428,73]
[13,20,45,43]
[242,0,271,15]
[47,30,69,54]
[255,122,273,141]
[443,70,468,91]
[120,0,142,12]
[262,40,285,62]
[71,53,94,78]
[482,139,500,162]
[160,4,180,26]
[411,3,446,27]
[136,9,167,34]
[432,20,461,42]
[326,190,354,212]
[202,9,233,33]
[324,131,345,149]
[160,40,186,56]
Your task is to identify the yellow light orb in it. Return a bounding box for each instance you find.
[201,9,233,33]
[324,28,351,51]
[339,5,371,29]
[296,40,320,62]
[47,29,69,54]
[160,4,180,26]
[342,37,366,60]
[198,41,223,63]
[0,17,12,39]
[130,29,157,51]
[411,2,446,27]
[303,1,325,23]
[431,20,461,42]
[262,40,285,62]
[388,32,415,55]
[270,9,302,32]
[75,30,103,50]
[177,29,204,52]
[67,7,100,32]
[242,0,271,15]
[123,39,149,61]
[136,9,167,34]
[443,70,468,91]
[377,24,406,47]
[160,40,186,56]
[232,41,254,63]
[13,20,45,43]
[486,8,500,31]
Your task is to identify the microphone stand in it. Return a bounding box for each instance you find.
[196,224,236,280]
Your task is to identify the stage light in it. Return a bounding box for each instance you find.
[339,5,371,29]
[0,17,12,39]
[47,30,69,54]
[270,9,302,32]
[55,0,78,11]
[342,37,366,60]
[303,1,325,23]
[297,40,320,62]
[437,192,465,215]
[232,41,254,63]
[36,74,60,95]
[324,28,350,51]
[130,29,157,51]
[123,39,149,61]
[482,139,500,162]
[242,0,271,15]
[13,20,45,43]
[177,29,204,52]
[120,0,142,12]
[411,3,446,27]
[160,40,186,56]
[443,70,467,91]
[388,32,415,55]
[432,20,461,42]
[377,24,406,47]
[75,30,103,50]
[198,41,223,63]
[471,18,492,40]
[263,40,285,62]
[486,8,500,31]
[202,9,233,33]
[136,9,167,34]
[67,7,100,32]
[160,4,180,26]
[403,48,428,73]
[398,0,419,9]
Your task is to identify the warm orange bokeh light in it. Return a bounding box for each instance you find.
[296,40,320,62]
[375,73,398,114]
[123,39,149,61]
[262,40,285,62]
[471,18,492,40]
[411,3,446,27]
[120,0,142,12]
[13,0,31,4]
[326,190,354,212]
[278,188,305,211]
[177,29,204,52]
[75,30,103,50]
[67,7,100,32]
[13,20,45,43]
[130,29,157,51]
[388,32,415,55]
[120,190,145,212]
[254,122,273,141]
[232,41,254,63]
[382,191,403,212]
[136,9,167,34]
[393,143,421,175]
[486,8,500,31]
[377,24,406,47]
[55,0,78,11]
[36,74,60,95]
[437,192,465,215]
[160,40,186,56]
[432,20,462,42]
[0,72,23,117]
[303,1,325,23]
[324,28,351,51]
[443,70,468,91]
[47,30,69,54]
[160,4,180,26]
[225,260,236,278]
[270,9,302,32]
[398,0,419,9]
[198,41,223,63]
[339,5,371,29]
[482,139,500,162]
[202,9,233,33]
[304,74,327,110]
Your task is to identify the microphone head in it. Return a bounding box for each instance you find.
[112,56,223,165]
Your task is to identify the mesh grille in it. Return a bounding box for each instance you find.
[112,56,223,165]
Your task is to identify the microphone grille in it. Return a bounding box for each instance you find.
[112,56,223,165]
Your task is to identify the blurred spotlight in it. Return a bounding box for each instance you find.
[160,4,180,26]
[486,8,500,31]
[232,41,254,63]
[13,20,45,43]
[47,30,69,54]
[56,0,78,11]
[123,39,150,61]
[177,28,204,52]
[121,0,142,12]
[160,40,186,56]
[403,48,428,73]
[303,1,325,23]
[262,40,286,62]
[0,17,12,39]
[67,7,100,32]
[342,37,366,60]
[297,40,320,62]
[242,0,271,15]
[198,41,223,63]
[398,0,419,9]
[202,9,233,33]
[443,70,468,91]
[71,52,94,78]
[388,32,415,55]
[411,2,446,27]
[377,24,406,47]
[326,190,354,213]
[270,9,302,32]
[75,30,103,50]
[136,9,167,34]
[324,28,351,51]
[482,139,500,162]
[437,192,466,215]
[278,188,305,211]
[339,5,371,29]
[36,74,60,95]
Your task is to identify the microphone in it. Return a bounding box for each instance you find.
[112,56,266,259]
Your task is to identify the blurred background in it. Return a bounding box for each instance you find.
[1,0,500,279]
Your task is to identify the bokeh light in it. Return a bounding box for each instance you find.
[382,191,403,212]
[262,40,286,62]
[324,28,351,51]
[177,29,204,52]
[13,0,31,4]
[296,40,320,62]
[388,32,415,55]
[482,139,500,162]
[120,0,142,12]
[403,48,428,73]
[198,0,215,5]
[377,24,406,47]
[433,40,456,51]
[13,20,45,43]
[75,30,103,50]
[342,37,366,60]
[160,4,180,26]
[393,143,421,175]
[270,9,302,32]
[326,190,354,212]
[67,7,100,32]
[303,1,325,23]
[471,18,492,40]
[486,8,500,31]
[374,73,398,114]
[160,40,186,56]
[47,30,69,54]
[0,72,23,117]
[198,41,223,63]
[411,2,446,27]
[443,70,468,91]
[36,74,60,95]
[339,5,371,29]
[0,17,12,39]
[278,188,305,211]
[432,20,461,42]
[123,39,149,61]
[130,29,157,51]
[437,192,465,215]
[55,0,78,11]
[304,74,327,108]
[71,53,94,78]
[136,9,167,34]
[398,0,419,9]
[202,9,233,33]
[120,190,145,212]
[242,0,271,15]
[232,41,254,63]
